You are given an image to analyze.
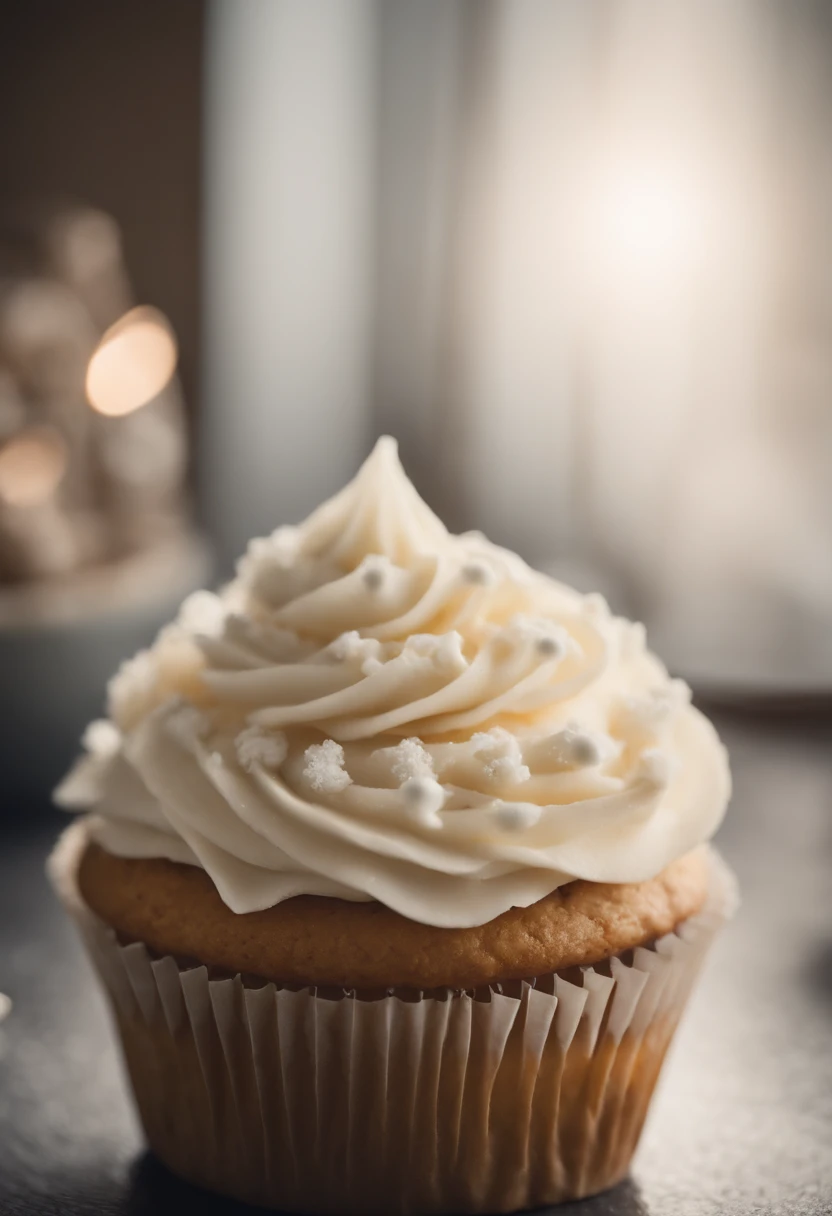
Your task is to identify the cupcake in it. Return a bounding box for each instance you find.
[50,437,735,1214]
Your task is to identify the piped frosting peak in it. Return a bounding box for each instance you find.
[56,437,730,927]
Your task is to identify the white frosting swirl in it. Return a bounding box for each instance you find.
[56,437,730,928]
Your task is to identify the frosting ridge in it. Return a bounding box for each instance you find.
[56,437,730,927]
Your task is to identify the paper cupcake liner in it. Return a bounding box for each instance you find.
[49,824,737,1214]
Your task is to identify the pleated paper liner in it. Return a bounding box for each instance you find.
[49,822,738,1215]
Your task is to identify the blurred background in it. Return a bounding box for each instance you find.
[1,8,831,1214]
[1,0,831,800]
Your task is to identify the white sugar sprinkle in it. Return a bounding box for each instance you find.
[621,685,685,737]
[493,803,541,832]
[484,755,531,784]
[167,703,210,747]
[526,726,611,771]
[82,719,121,757]
[388,737,435,783]
[303,739,353,793]
[400,777,445,827]
[472,728,530,785]
[405,631,466,673]
[236,726,288,773]
[327,631,384,671]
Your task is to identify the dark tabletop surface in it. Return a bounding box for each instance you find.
[0,709,831,1216]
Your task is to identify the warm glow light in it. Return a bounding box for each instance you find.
[0,427,68,507]
[587,162,710,280]
[86,306,178,417]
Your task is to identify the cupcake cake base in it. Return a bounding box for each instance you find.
[49,822,737,1215]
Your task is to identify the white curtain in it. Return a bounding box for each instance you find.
[205,0,832,690]
[203,0,376,561]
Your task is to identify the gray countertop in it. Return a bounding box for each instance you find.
[0,709,830,1215]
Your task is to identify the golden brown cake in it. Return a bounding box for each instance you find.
[79,841,709,989]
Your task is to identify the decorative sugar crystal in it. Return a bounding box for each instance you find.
[388,737,435,783]
[472,728,531,785]
[166,702,210,747]
[405,631,466,673]
[236,726,288,773]
[619,682,689,741]
[327,631,384,673]
[303,739,353,793]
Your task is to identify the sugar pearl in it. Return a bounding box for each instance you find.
[401,777,445,827]
[494,803,541,831]
[461,561,495,586]
[362,566,385,591]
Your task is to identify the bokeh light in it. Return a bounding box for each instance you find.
[585,160,712,284]
[85,306,178,417]
[0,426,68,506]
